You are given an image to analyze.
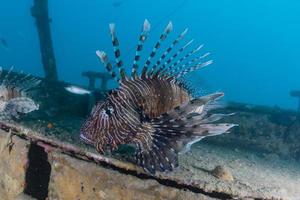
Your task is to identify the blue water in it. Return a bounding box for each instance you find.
[1,0,300,109]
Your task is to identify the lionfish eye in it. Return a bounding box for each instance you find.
[105,106,114,116]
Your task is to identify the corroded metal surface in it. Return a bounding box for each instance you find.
[0,123,215,200]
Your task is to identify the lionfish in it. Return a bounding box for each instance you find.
[0,67,40,121]
[80,20,237,174]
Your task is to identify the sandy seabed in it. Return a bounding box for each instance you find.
[175,142,300,199]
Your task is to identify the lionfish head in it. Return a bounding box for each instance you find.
[80,101,115,148]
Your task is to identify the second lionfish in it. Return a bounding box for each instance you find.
[80,20,237,174]
[0,67,40,121]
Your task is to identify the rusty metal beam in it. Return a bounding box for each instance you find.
[31,0,58,81]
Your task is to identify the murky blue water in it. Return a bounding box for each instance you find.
[1,0,300,109]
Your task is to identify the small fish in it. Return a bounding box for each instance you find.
[65,85,91,95]
[80,20,237,174]
[0,67,40,121]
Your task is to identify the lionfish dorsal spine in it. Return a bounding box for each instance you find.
[167,50,210,78]
[131,19,151,79]
[96,50,119,82]
[140,21,173,79]
[13,72,41,92]
[152,39,194,78]
[175,59,213,79]
[148,28,188,77]
[159,43,204,78]
[109,23,127,81]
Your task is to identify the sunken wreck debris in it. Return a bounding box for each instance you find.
[81,71,112,111]
[82,71,112,90]
[0,123,218,200]
[31,0,58,81]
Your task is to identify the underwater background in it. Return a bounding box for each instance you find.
[1,0,300,110]
[1,1,300,199]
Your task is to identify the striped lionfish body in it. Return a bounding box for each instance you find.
[0,67,40,121]
[80,20,237,174]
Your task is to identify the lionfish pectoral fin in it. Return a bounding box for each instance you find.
[134,92,237,174]
[179,136,204,154]
[135,121,236,174]
[140,94,237,169]
[135,133,179,174]
[133,123,180,174]
[178,123,237,154]
[167,92,224,119]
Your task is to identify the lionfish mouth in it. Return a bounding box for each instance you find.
[80,133,94,145]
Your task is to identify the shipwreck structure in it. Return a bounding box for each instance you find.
[82,71,111,90]
[31,0,58,81]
